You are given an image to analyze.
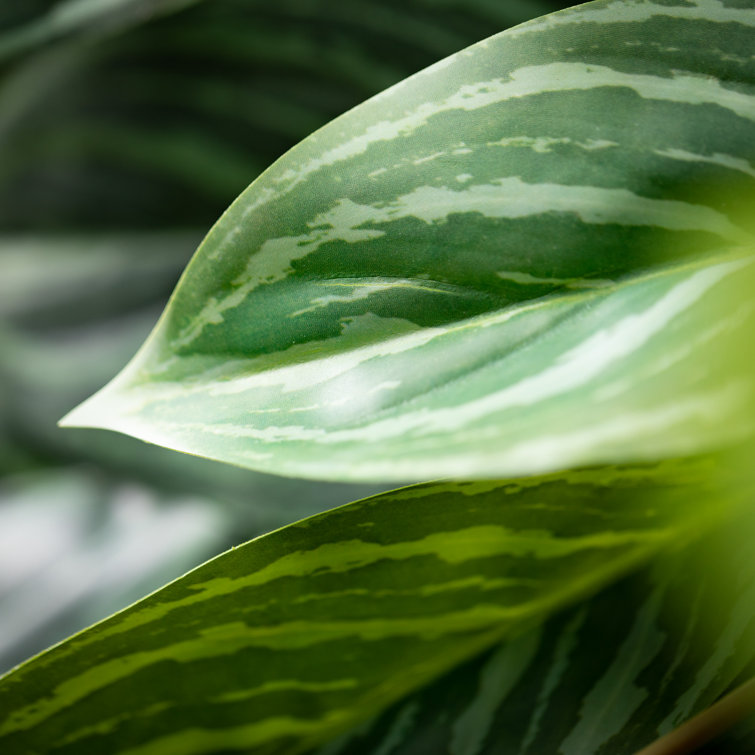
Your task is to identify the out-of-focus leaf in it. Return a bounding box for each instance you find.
[0,232,200,326]
[0,468,229,675]
[0,0,575,231]
[0,455,745,754]
[61,0,755,480]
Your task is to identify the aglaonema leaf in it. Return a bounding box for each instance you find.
[60,0,755,481]
[0,455,746,754]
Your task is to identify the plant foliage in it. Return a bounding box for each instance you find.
[1,0,753,753]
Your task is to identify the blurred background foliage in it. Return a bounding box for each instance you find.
[0,0,576,675]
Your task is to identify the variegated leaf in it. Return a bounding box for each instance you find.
[0,456,741,755]
[61,0,755,480]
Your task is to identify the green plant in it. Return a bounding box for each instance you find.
[1,0,754,753]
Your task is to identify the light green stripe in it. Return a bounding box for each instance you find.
[560,583,667,754]
[450,626,542,755]
[2,531,675,737]
[116,709,355,755]
[520,607,589,753]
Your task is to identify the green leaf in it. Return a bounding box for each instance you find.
[60,0,755,480]
[0,455,745,754]
[62,250,755,481]
[320,506,755,755]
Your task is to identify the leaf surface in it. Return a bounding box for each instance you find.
[321,504,755,755]
[0,456,744,754]
[61,0,755,480]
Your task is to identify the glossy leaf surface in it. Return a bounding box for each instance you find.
[0,457,739,754]
[62,0,755,480]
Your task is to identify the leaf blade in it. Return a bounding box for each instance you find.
[63,250,755,481]
[60,0,755,480]
[0,455,745,754]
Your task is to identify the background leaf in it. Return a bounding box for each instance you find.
[0,0,574,232]
[0,468,228,674]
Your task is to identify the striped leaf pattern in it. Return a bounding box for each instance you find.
[61,0,755,480]
[0,456,741,755]
[322,506,755,755]
[60,252,755,482]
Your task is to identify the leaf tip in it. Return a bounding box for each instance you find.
[58,387,117,431]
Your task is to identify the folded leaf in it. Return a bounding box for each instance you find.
[61,0,755,480]
[0,456,744,754]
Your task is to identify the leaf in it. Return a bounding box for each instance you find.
[0,232,200,325]
[0,455,746,755]
[0,322,381,530]
[60,0,755,480]
[319,504,755,755]
[62,250,755,481]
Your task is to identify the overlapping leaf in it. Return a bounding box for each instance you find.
[61,0,755,480]
[4,2,754,753]
[0,455,743,754]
